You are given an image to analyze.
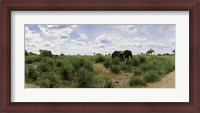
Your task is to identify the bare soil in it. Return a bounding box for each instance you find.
[147,71,175,88]
[93,63,175,88]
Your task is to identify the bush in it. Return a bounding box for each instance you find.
[57,63,73,80]
[125,57,140,66]
[55,59,63,67]
[25,66,38,83]
[110,65,121,74]
[38,77,51,88]
[104,77,114,88]
[129,76,146,87]
[133,67,142,76]
[139,56,146,63]
[95,55,106,63]
[71,59,93,72]
[103,59,112,68]
[25,56,42,64]
[140,59,161,71]
[112,58,120,65]
[37,60,52,72]
[43,58,54,67]
[76,68,95,88]
[36,72,62,88]
[144,70,160,83]
[120,62,132,72]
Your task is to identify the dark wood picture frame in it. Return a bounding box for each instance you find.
[0,0,199,112]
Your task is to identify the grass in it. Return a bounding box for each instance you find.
[110,65,121,74]
[25,55,175,88]
[129,76,146,87]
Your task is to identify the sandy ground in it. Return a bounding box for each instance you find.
[93,63,175,88]
[147,71,175,88]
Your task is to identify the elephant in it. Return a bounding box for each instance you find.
[111,51,121,59]
[111,50,133,62]
[124,50,133,59]
[117,51,125,62]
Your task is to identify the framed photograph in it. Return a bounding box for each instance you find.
[0,0,199,112]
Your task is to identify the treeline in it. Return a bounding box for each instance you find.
[25,49,175,57]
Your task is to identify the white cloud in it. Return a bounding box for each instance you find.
[126,25,137,34]
[25,26,42,43]
[95,34,113,43]
[77,33,88,40]
[71,39,87,46]
[25,24,175,55]
[46,25,59,28]
[113,25,137,34]
[38,25,78,39]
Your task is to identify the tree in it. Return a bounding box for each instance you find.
[25,50,29,56]
[96,53,102,56]
[172,50,175,55]
[39,49,53,57]
[163,53,170,56]
[60,53,65,56]
[146,49,154,55]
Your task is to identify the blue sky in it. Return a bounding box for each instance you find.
[25,24,175,55]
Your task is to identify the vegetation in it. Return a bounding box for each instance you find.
[25,49,175,88]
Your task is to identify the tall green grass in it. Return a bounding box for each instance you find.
[25,55,175,88]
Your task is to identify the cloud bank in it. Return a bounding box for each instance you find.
[25,24,175,55]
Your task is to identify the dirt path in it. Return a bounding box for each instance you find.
[93,63,175,88]
[147,71,175,88]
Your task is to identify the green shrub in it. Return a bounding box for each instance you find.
[104,77,114,88]
[36,72,62,88]
[37,60,52,72]
[110,65,121,74]
[76,68,95,88]
[144,70,160,83]
[38,78,50,88]
[129,76,146,86]
[112,58,120,65]
[25,66,38,83]
[95,55,106,63]
[139,56,146,63]
[125,57,140,66]
[55,59,63,67]
[43,58,54,67]
[133,67,142,76]
[103,59,112,68]
[140,59,161,71]
[120,62,132,72]
[57,63,73,80]
[25,56,42,64]
[71,59,93,72]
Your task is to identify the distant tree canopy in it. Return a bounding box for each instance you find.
[25,50,29,56]
[172,50,175,55]
[39,49,53,57]
[25,50,36,56]
[60,53,65,56]
[146,49,154,55]
[96,53,102,56]
[163,53,170,56]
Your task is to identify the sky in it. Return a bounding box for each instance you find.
[25,24,175,55]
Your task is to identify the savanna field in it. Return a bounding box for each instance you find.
[25,51,175,88]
